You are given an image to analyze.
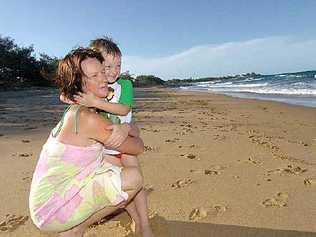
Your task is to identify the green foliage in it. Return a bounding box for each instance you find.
[133,75,165,87]
[0,35,58,89]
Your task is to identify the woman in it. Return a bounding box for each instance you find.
[29,48,144,237]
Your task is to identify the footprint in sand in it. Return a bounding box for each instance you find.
[0,214,28,232]
[262,192,289,207]
[204,165,226,175]
[165,138,180,143]
[18,153,33,158]
[189,205,227,221]
[190,165,226,175]
[189,169,204,174]
[213,134,226,141]
[304,178,316,186]
[185,154,197,160]
[267,165,307,176]
[144,145,158,152]
[165,139,175,143]
[22,176,31,182]
[171,178,193,189]
[245,156,262,165]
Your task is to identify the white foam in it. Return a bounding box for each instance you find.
[207,87,316,95]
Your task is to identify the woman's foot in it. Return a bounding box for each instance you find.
[58,227,84,237]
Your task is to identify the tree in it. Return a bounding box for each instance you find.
[0,35,57,89]
[133,75,165,87]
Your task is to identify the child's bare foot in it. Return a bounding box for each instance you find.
[141,225,154,237]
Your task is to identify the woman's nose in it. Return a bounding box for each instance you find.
[99,73,107,83]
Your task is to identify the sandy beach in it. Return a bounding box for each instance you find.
[0,87,316,237]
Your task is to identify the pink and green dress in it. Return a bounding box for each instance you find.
[29,105,128,232]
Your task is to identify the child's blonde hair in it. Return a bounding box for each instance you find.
[90,36,121,57]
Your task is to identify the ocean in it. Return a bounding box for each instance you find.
[179,73,316,108]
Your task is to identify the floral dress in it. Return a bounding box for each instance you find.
[29,105,128,231]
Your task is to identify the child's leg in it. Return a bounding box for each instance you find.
[121,154,154,237]
[125,199,141,233]
[103,154,140,229]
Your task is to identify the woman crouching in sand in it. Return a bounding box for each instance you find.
[29,48,144,237]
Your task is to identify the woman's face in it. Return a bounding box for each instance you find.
[81,57,108,98]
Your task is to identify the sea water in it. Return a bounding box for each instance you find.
[180,73,316,108]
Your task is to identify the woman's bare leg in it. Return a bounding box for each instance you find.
[121,155,154,237]
[58,167,143,237]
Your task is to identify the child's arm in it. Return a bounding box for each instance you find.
[74,92,130,116]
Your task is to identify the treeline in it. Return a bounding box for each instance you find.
[121,72,264,88]
[0,35,58,90]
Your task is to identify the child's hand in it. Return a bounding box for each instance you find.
[74,92,101,108]
[60,93,75,104]
[104,124,130,148]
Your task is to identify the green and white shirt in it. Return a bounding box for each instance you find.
[102,78,134,155]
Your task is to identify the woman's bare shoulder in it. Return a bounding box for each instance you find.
[77,106,111,128]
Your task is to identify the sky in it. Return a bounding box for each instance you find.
[1,0,316,79]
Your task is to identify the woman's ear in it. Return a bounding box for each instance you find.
[81,76,88,93]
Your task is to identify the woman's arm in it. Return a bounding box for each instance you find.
[80,109,144,155]
[104,123,140,148]
[118,123,140,137]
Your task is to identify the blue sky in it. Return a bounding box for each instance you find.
[1,0,316,79]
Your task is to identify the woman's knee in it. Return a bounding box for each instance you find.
[121,167,143,193]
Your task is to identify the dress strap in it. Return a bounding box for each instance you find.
[73,105,82,134]
[52,105,72,137]
[52,105,82,137]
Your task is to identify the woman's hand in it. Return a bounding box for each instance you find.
[104,124,131,148]
[74,92,102,108]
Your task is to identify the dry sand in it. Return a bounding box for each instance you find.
[0,87,315,237]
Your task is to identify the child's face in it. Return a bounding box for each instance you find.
[102,52,121,84]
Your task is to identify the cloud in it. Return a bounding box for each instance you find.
[122,36,316,80]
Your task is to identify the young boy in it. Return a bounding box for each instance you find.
[71,37,154,237]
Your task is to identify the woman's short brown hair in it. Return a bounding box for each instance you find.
[90,36,122,57]
[54,47,104,101]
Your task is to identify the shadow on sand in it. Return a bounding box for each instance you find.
[125,215,316,237]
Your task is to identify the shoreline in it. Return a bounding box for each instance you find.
[1,85,315,110]
[176,87,316,109]
[0,87,316,236]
